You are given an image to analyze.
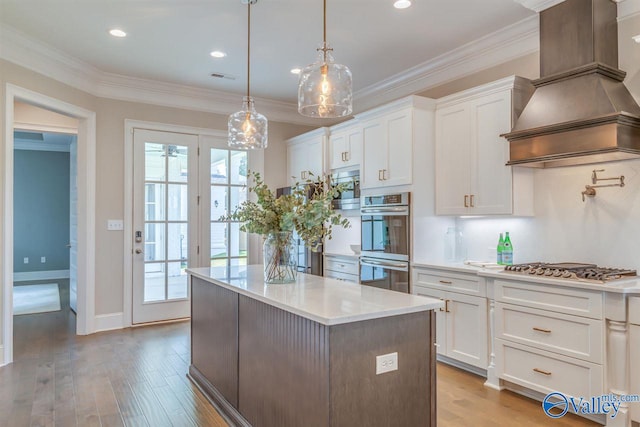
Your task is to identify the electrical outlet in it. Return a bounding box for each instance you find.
[23,257,29,264]
[376,352,398,375]
[41,256,46,263]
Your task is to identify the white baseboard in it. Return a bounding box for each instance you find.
[94,312,124,332]
[437,354,488,378]
[13,269,70,282]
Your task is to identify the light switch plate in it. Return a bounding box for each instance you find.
[107,219,124,231]
[376,352,398,375]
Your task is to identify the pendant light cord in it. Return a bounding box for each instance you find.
[247,1,251,99]
[322,0,327,62]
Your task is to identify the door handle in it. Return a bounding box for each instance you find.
[135,248,143,254]
[66,243,72,248]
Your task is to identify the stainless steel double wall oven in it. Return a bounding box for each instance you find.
[360,193,410,293]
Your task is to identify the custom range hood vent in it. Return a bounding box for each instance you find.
[504,0,640,168]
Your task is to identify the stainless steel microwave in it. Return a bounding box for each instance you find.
[330,169,360,210]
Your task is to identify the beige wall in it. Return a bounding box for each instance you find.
[0,58,311,338]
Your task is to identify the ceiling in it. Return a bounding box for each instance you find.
[0,0,535,116]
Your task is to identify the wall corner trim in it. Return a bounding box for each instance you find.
[0,345,4,367]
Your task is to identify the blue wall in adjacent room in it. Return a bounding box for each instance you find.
[13,149,70,273]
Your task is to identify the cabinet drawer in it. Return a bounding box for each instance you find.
[325,256,359,275]
[493,280,602,319]
[413,268,484,296]
[496,303,603,363]
[325,270,359,283]
[496,340,603,399]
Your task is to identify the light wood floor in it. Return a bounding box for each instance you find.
[1,284,600,426]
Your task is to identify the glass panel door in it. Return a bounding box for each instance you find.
[132,129,198,324]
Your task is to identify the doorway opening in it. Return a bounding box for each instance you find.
[13,128,76,323]
[2,85,96,366]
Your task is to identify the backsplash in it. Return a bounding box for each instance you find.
[455,159,640,270]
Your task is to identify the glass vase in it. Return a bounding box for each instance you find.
[263,232,297,284]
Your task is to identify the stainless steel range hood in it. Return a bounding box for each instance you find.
[503,0,640,168]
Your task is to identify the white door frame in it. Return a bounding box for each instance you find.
[123,120,263,327]
[3,84,96,365]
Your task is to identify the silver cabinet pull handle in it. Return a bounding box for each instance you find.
[533,327,552,333]
[533,368,552,376]
[464,195,469,208]
[470,194,475,207]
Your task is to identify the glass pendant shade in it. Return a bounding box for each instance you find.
[298,44,353,118]
[228,96,268,149]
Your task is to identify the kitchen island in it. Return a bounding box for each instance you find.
[187,265,443,427]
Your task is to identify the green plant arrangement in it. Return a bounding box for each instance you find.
[223,171,350,283]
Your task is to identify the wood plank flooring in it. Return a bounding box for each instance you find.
[1,282,601,426]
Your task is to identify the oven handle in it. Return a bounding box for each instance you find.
[360,207,409,215]
[360,257,409,271]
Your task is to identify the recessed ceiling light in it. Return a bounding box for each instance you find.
[210,50,227,58]
[393,0,412,9]
[109,29,127,38]
[633,35,640,44]
[290,68,302,75]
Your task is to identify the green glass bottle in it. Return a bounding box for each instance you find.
[502,232,513,265]
[497,233,504,265]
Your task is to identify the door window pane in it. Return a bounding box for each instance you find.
[167,145,188,182]
[229,186,246,213]
[144,262,166,302]
[145,184,165,221]
[211,186,228,221]
[167,184,188,221]
[229,222,247,257]
[145,143,166,181]
[167,223,188,261]
[230,151,247,185]
[144,223,165,261]
[211,223,227,259]
[211,149,228,184]
[167,261,188,299]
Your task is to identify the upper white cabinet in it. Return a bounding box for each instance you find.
[435,76,534,216]
[286,128,328,185]
[358,96,435,190]
[329,121,362,170]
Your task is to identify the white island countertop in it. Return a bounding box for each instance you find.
[188,265,444,326]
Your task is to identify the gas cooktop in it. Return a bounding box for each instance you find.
[503,262,637,283]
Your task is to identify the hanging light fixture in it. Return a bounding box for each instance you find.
[228,0,268,149]
[298,0,353,118]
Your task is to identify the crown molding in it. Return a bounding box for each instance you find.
[1,18,539,126]
[353,15,539,113]
[513,0,565,12]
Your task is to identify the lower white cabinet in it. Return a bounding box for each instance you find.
[630,297,640,423]
[324,254,359,283]
[414,284,488,369]
[493,278,604,401]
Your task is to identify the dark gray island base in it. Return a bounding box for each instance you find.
[187,266,440,427]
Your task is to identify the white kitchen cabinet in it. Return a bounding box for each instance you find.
[358,96,435,190]
[329,121,362,170]
[412,266,488,370]
[435,76,534,215]
[286,127,328,185]
[492,278,604,401]
[630,297,640,424]
[323,254,359,283]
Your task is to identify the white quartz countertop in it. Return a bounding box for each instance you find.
[187,265,444,326]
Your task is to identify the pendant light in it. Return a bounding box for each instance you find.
[228,0,268,149]
[297,0,353,118]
